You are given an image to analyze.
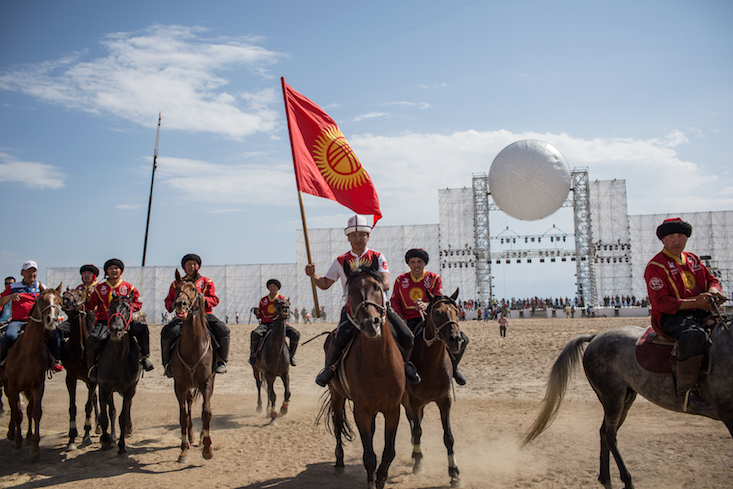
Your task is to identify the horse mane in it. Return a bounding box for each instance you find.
[346,266,382,286]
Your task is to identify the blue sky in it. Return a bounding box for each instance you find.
[1,0,731,298]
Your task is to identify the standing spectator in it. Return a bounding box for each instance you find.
[292,307,299,323]
[498,315,508,337]
[235,311,239,324]
[304,312,311,324]
[301,307,307,322]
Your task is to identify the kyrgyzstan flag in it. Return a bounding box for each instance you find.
[282,78,381,226]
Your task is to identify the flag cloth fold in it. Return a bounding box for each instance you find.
[282,78,381,226]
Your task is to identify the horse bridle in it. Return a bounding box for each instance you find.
[422,297,460,347]
[175,286,201,316]
[28,292,62,324]
[108,298,133,331]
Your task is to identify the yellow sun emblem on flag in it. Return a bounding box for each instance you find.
[313,125,369,190]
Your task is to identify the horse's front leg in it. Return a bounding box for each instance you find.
[98,388,113,450]
[66,373,79,450]
[280,372,291,416]
[376,405,400,489]
[201,379,214,460]
[174,382,190,463]
[82,382,96,445]
[354,406,378,489]
[253,367,263,413]
[29,388,43,461]
[437,395,461,487]
[8,391,22,450]
[407,400,425,474]
[330,390,346,475]
[266,374,277,425]
[25,395,33,444]
[117,388,135,456]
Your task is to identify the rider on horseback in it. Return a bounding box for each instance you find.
[57,264,98,348]
[249,279,299,367]
[161,253,230,377]
[644,217,727,415]
[0,260,63,372]
[85,259,154,382]
[305,215,421,387]
[390,248,469,385]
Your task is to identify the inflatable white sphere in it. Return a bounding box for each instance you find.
[488,140,571,221]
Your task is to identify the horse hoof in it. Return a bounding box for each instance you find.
[412,464,422,475]
[202,448,213,460]
[81,437,93,447]
[268,419,278,426]
[95,425,102,435]
[256,405,262,413]
[280,406,288,416]
[67,443,77,451]
[450,477,463,488]
[177,455,189,464]
[334,466,345,476]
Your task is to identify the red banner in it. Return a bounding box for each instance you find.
[282,78,381,225]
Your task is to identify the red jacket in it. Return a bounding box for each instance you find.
[390,271,443,321]
[164,275,219,314]
[644,249,721,334]
[86,279,142,322]
[258,293,286,324]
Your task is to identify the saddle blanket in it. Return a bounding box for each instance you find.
[635,327,675,374]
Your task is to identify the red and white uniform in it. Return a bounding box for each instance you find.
[390,271,443,321]
[76,280,98,302]
[1,280,45,321]
[258,293,286,324]
[644,249,721,334]
[164,275,219,314]
[86,279,142,322]
[324,248,388,296]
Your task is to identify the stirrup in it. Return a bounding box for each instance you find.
[405,362,421,385]
[290,356,297,367]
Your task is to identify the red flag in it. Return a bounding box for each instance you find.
[282,78,381,225]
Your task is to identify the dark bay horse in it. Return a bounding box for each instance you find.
[252,297,291,425]
[317,267,406,489]
[523,321,733,489]
[402,289,463,488]
[1,286,62,459]
[61,288,99,450]
[170,270,215,463]
[97,291,141,455]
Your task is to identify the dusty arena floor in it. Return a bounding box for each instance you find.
[1,317,731,488]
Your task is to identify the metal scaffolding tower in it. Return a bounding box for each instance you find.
[472,173,491,304]
[571,168,597,305]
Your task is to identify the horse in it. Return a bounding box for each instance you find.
[317,267,406,489]
[169,270,215,463]
[60,288,99,450]
[252,297,291,424]
[402,288,463,488]
[1,286,62,460]
[96,290,141,455]
[522,321,733,489]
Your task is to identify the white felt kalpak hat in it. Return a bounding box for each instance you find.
[344,215,372,236]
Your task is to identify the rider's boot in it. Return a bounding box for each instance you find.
[249,334,260,366]
[46,330,64,372]
[315,341,344,387]
[676,354,715,416]
[215,335,230,374]
[288,340,299,367]
[402,347,421,385]
[450,333,468,385]
[161,336,175,378]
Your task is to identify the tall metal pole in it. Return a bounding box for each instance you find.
[142,112,161,267]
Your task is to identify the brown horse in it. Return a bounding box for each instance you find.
[252,297,291,424]
[1,286,62,460]
[61,288,99,450]
[169,270,215,463]
[402,289,463,488]
[317,267,406,489]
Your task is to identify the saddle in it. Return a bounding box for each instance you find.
[635,326,712,375]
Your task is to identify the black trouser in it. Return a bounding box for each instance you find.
[251,321,300,345]
[161,313,230,361]
[660,310,712,362]
[86,319,150,370]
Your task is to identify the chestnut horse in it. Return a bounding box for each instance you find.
[402,289,463,488]
[61,288,99,450]
[252,297,291,424]
[97,291,141,455]
[170,270,215,463]
[317,267,406,489]
[1,286,62,460]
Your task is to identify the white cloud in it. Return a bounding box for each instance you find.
[0,25,283,139]
[386,101,430,109]
[352,112,390,122]
[0,152,65,189]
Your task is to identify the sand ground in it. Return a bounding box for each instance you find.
[0,316,731,488]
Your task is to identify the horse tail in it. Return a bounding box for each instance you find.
[521,333,596,446]
[315,390,354,442]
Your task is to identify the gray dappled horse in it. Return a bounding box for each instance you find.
[522,321,733,489]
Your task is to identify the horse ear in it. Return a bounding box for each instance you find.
[175,269,182,283]
[450,288,459,301]
[426,289,435,302]
[66,285,70,292]
[56,282,63,293]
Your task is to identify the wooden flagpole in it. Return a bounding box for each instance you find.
[282,77,321,317]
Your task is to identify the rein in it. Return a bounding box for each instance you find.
[108,299,133,331]
[423,298,459,347]
[175,287,201,317]
[346,299,386,330]
[28,302,61,324]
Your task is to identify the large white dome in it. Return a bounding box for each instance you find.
[488,140,571,221]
